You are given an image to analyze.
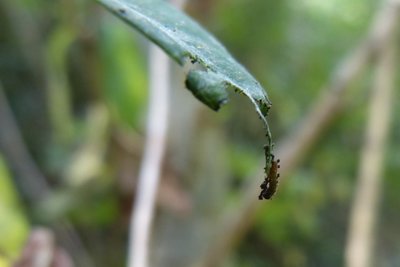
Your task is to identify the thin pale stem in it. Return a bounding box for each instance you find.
[127,1,186,266]
[128,44,170,267]
[345,26,396,267]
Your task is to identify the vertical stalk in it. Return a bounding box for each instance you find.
[127,44,170,267]
[127,2,186,267]
[344,31,396,267]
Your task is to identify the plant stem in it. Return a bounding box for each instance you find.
[345,21,397,267]
[128,43,170,267]
[127,1,187,265]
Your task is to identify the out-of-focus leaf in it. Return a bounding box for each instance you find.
[0,156,29,259]
[96,0,273,142]
[99,17,147,128]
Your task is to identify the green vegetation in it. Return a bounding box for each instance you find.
[0,156,29,265]
[0,0,399,267]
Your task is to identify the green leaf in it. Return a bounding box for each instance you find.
[185,69,229,111]
[96,0,276,174]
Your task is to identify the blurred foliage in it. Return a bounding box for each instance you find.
[99,17,148,129]
[0,156,29,265]
[0,0,399,267]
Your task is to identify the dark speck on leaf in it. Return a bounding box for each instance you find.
[118,9,126,14]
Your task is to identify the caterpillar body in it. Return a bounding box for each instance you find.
[258,157,280,200]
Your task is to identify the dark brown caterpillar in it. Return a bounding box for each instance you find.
[258,158,280,200]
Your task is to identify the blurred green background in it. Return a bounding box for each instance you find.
[0,0,399,266]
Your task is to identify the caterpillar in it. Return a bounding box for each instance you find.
[258,157,280,200]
